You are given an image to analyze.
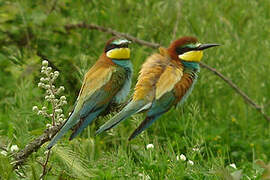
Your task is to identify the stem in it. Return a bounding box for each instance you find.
[39,150,51,179]
[49,77,56,126]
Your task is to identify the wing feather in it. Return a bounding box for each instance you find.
[155,63,183,99]
[133,53,168,101]
[74,63,116,115]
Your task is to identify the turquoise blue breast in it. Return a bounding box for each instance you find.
[112,59,133,104]
[182,61,200,72]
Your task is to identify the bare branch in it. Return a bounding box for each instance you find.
[199,63,270,121]
[65,23,160,49]
[13,123,62,169]
[65,22,270,121]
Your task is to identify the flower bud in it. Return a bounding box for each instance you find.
[42,60,48,67]
[55,109,63,114]
[54,71,59,78]
[38,82,44,88]
[40,77,45,82]
[32,106,38,112]
[45,85,50,89]
[47,67,52,72]
[60,96,66,101]
[188,160,194,166]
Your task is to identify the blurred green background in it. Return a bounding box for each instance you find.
[0,0,270,179]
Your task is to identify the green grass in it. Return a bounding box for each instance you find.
[0,0,270,179]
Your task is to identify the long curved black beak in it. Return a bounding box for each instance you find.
[197,44,220,50]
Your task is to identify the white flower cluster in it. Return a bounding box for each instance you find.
[176,154,194,166]
[33,60,67,126]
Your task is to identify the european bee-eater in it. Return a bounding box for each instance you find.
[96,36,219,140]
[47,37,133,149]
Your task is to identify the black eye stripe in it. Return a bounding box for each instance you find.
[176,47,196,55]
[105,43,129,52]
[105,44,117,52]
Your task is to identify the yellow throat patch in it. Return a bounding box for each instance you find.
[178,50,203,62]
[106,48,130,59]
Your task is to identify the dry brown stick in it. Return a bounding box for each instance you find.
[199,63,270,121]
[65,22,270,121]
[39,149,52,179]
[65,23,160,49]
[13,123,62,169]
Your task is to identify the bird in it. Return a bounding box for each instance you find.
[96,36,219,140]
[47,37,133,149]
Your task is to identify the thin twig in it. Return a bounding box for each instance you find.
[65,22,270,121]
[199,63,270,121]
[39,150,51,179]
[65,23,160,48]
[37,51,61,71]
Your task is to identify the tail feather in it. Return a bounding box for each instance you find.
[47,113,79,149]
[128,115,160,141]
[96,100,145,135]
[69,107,105,140]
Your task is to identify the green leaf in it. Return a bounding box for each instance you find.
[53,146,96,178]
